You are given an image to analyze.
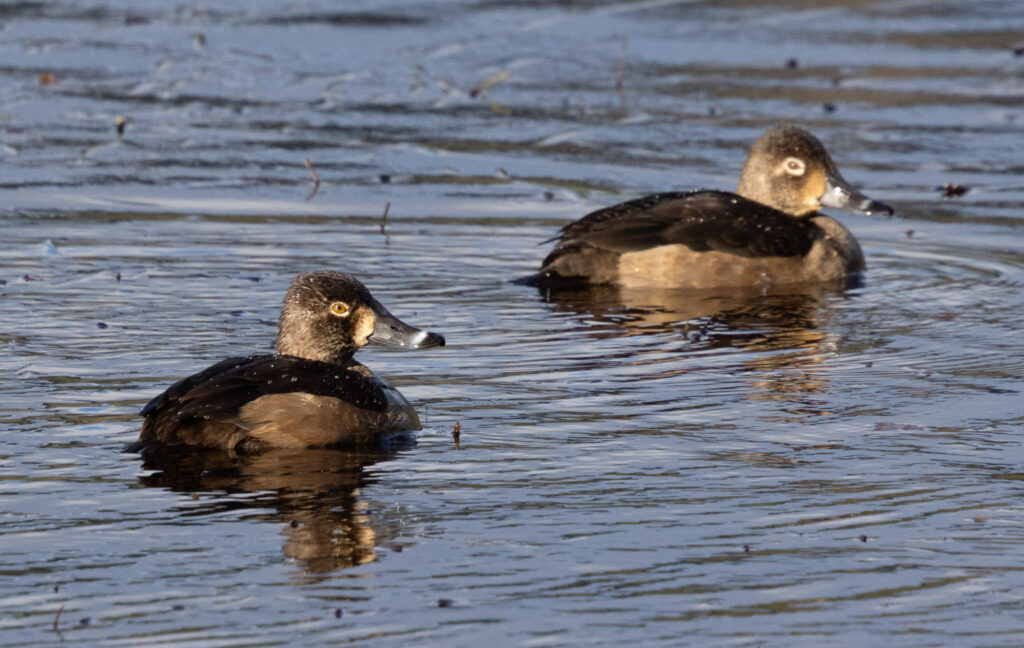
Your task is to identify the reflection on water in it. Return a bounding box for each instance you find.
[542,283,836,395]
[136,444,406,574]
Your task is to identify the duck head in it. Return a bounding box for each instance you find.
[276,271,445,364]
[736,125,894,218]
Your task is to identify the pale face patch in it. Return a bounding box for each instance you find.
[800,167,828,214]
[352,308,375,346]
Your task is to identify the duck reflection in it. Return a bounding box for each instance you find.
[136,443,406,574]
[538,283,842,398]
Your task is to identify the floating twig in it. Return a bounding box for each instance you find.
[115,116,130,138]
[452,421,461,450]
[303,158,320,201]
[380,201,390,235]
[938,183,968,198]
[469,69,509,98]
[53,604,64,632]
[615,37,628,103]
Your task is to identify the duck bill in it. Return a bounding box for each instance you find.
[820,171,894,217]
[368,303,445,349]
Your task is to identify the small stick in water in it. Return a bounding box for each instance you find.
[453,421,461,450]
[380,201,390,235]
[938,183,968,198]
[470,69,509,98]
[615,37,628,103]
[53,604,65,632]
[303,158,320,201]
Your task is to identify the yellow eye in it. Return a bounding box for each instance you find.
[784,157,806,176]
[329,302,350,317]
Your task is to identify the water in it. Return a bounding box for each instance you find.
[2,1,1024,645]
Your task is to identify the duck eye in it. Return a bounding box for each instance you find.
[784,157,806,176]
[329,302,350,317]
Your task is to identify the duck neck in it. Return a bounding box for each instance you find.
[736,159,770,207]
[276,321,357,365]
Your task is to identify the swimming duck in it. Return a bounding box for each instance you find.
[533,125,893,290]
[131,271,444,454]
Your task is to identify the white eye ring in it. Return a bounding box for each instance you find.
[783,157,806,176]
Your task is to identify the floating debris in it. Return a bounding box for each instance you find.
[379,173,392,184]
[39,72,57,85]
[938,183,968,198]
[822,103,836,113]
[303,158,320,201]
[453,421,461,449]
[615,36,628,102]
[380,201,390,236]
[469,69,509,98]
[785,58,799,69]
[116,116,130,137]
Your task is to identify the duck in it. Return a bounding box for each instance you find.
[129,271,444,454]
[532,125,893,290]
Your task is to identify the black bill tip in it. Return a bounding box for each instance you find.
[411,331,445,349]
[858,198,895,217]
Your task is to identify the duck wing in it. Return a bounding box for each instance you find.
[137,355,388,447]
[550,190,816,258]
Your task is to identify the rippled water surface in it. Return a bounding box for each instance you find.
[3,1,1024,645]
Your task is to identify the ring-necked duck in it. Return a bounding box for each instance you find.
[532,125,893,290]
[130,271,444,454]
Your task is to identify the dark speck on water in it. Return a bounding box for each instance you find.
[2,1,1024,646]
[939,183,970,198]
